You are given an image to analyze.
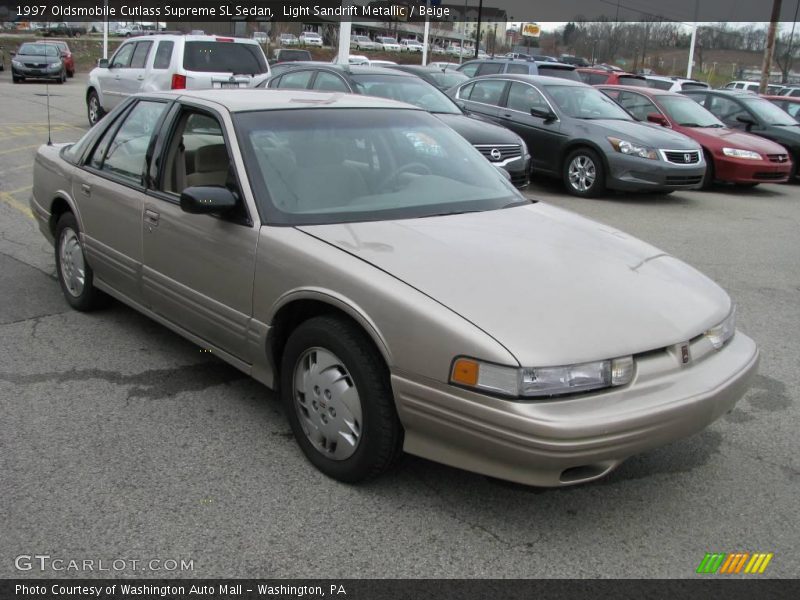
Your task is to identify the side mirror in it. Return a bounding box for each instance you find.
[531,107,557,121]
[180,186,238,215]
[736,114,757,129]
[98,58,109,68]
[647,112,669,127]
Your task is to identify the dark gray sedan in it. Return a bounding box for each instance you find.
[11,42,67,84]
[448,75,706,197]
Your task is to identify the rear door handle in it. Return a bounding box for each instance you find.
[81,183,91,196]
[136,76,144,81]
[144,209,160,230]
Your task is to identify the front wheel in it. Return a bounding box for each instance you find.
[700,150,715,190]
[563,148,606,198]
[55,213,106,311]
[280,316,403,483]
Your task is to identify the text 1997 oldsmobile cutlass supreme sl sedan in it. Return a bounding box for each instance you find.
[31,90,759,486]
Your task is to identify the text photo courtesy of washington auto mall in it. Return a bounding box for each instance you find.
[0,0,799,597]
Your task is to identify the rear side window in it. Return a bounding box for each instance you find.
[467,80,507,106]
[476,63,503,76]
[130,41,152,69]
[183,41,268,75]
[274,70,314,89]
[538,66,580,81]
[618,76,647,87]
[458,63,480,77]
[312,71,349,92]
[506,63,530,75]
[153,41,174,69]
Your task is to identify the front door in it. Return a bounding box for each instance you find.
[99,42,135,111]
[142,107,259,360]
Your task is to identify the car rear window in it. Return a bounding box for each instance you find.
[618,76,648,87]
[537,65,580,81]
[183,41,268,75]
[277,49,312,62]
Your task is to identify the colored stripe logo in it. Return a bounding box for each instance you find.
[696,552,773,574]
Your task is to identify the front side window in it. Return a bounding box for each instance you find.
[99,101,168,184]
[506,82,550,114]
[110,43,134,69]
[236,108,522,225]
[130,41,153,69]
[707,96,751,125]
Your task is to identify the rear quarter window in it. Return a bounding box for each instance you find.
[505,63,530,75]
[153,41,174,69]
[183,41,267,75]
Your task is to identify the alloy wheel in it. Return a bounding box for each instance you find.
[568,155,596,192]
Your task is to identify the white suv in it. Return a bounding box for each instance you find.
[86,35,270,125]
[298,32,323,47]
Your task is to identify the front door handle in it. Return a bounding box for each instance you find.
[503,113,512,118]
[81,183,91,196]
[136,75,144,81]
[144,209,160,231]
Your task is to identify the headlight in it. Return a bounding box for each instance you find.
[705,306,736,350]
[12,59,22,68]
[450,356,635,398]
[722,148,761,160]
[608,137,659,160]
[48,63,61,71]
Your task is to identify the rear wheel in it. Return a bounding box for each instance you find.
[563,148,606,198]
[12,74,22,83]
[67,70,74,78]
[280,315,403,483]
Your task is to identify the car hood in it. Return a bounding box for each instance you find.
[679,126,788,153]
[576,119,700,149]
[434,113,523,145]
[298,203,730,367]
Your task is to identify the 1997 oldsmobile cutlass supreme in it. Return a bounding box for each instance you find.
[30,89,759,486]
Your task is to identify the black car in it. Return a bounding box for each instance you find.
[11,42,66,84]
[259,65,531,187]
[456,58,579,81]
[682,89,800,178]
[448,74,706,197]
[385,64,469,91]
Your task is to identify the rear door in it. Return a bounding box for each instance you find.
[142,104,259,361]
[499,80,564,173]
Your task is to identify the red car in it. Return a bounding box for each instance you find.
[49,40,74,77]
[598,85,792,188]
[577,68,648,86]
[762,95,800,120]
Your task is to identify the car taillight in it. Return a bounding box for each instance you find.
[171,74,186,89]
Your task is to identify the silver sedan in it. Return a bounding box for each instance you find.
[30,89,759,486]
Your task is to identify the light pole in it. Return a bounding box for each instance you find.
[474,0,483,59]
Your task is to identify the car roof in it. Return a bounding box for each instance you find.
[469,73,585,86]
[124,34,259,44]
[684,88,752,97]
[284,64,416,77]
[598,84,677,96]
[145,89,421,112]
[461,57,575,69]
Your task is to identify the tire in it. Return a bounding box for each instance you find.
[56,70,65,84]
[280,315,403,483]
[87,90,104,126]
[789,153,798,182]
[563,148,606,198]
[55,213,106,311]
[12,75,21,83]
[67,70,74,78]
[700,150,715,190]
[735,183,760,189]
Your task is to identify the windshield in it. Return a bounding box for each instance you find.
[235,108,522,225]
[183,42,267,75]
[546,85,633,120]
[18,43,59,57]
[658,96,723,127]
[351,74,461,114]
[742,97,799,125]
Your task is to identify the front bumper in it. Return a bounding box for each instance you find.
[392,332,758,487]
[12,65,62,79]
[606,153,706,191]
[713,155,791,184]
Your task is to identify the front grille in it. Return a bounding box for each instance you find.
[665,175,703,185]
[474,144,522,162]
[24,63,47,68]
[767,153,789,163]
[753,171,788,180]
[663,150,701,164]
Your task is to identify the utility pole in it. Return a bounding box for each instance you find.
[474,0,483,59]
[760,0,783,93]
[687,0,699,78]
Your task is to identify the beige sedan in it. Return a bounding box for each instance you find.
[31,89,759,486]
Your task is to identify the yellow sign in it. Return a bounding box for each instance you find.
[521,23,541,38]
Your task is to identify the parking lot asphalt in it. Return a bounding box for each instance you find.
[1,71,798,579]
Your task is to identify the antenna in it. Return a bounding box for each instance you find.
[45,41,52,146]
